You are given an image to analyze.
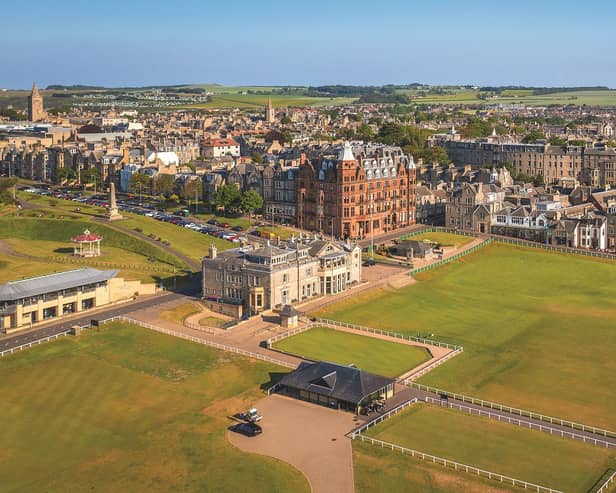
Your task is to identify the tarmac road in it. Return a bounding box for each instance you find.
[0,287,198,352]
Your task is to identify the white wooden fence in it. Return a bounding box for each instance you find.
[100,316,298,369]
[266,323,317,348]
[401,347,464,382]
[353,434,563,493]
[315,318,463,351]
[349,398,419,438]
[596,470,616,493]
[411,382,616,440]
[0,330,71,358]
[423,397,616,449]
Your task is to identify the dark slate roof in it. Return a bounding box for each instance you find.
[0,268,118,302]
[279,361,394,405]
[280,304,300,317]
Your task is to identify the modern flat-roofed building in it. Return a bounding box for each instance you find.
[0,268,155,333]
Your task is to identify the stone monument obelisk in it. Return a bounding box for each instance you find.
[107,182,123,221]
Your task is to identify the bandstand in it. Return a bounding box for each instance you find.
[71,229,102,257]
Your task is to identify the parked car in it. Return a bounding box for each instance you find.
[218,222,231,229]
[207,219,217,225]
[229,422,262,437]
[238,408,263,422]
[232,225,244,232]
[363,258,376,267]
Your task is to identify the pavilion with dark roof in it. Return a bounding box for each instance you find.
[276,361,395,413]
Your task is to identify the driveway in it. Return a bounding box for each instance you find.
[228,394,359,493]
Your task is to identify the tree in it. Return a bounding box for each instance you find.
[419,146,450,165]
[55,167,76,184]
[240,190,264,215]
[0,177,17,204]
[80,167,101,188]
[181,179,202,201]
[549,136,567,146]
[129,173,153,196]
[280,115,292,125]
[154,174,175,196]
[522,130,546,143]
[213,184,241,211]
[251,152,264,164]
[356,124,374,141]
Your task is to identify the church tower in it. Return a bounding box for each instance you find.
[28,82,46,122]
[265,98,275,123]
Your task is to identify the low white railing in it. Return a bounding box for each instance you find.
[316,318,463,351]
[353,434,563,493]
[102,316,298,369]
[410,382,616,440]
[184,320,215,335]
[266,323,317,348]
[401,347,464,382]
[350,398,419,438]
[423,397,616,449]
[596,470,616,493]
[0,330,71,357]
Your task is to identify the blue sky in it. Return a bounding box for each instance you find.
[2,0,615,88]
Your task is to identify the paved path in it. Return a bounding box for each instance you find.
[228,394,357,493]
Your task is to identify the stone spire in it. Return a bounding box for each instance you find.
[265,98,275,123]
[28,82,46,122]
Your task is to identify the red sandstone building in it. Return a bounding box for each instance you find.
[296,143,416,239]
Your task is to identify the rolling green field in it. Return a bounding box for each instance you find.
[318,243,616,429]
[273,327,430,378]
[396,88,616,107]
[362,404,616,493]
[0,322,308,493]
[403,231,474,248]
[182,94,356,109]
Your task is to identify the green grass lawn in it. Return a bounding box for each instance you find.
[317,243,616,429]
[199,315,228,328]
[353,440,518,493]
[406,232,475,248]
[16,193,234,267]
[273,327,430,378]
[0,322,308,493]
[256,225,295,240]
[159,302,200,324]
[0,238,175,284]
[363,404,616,493]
